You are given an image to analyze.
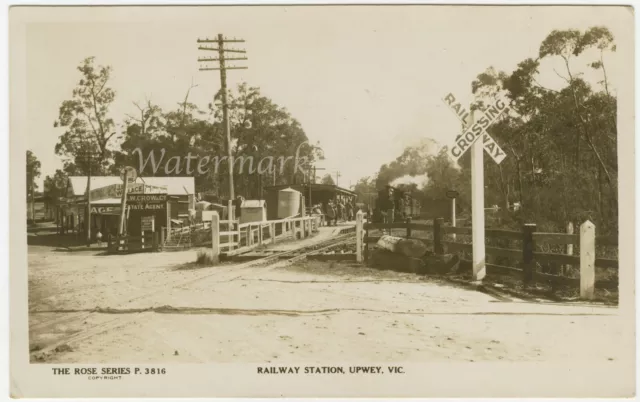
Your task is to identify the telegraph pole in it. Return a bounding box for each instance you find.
[76,149,96,246]
[198,34,247,219]
[86,153,92,245]
[335,171,340,187]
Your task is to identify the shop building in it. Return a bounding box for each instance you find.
[57,176,195,240]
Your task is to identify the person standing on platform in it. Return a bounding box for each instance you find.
[336,200,344,223]
[326,201,336,226]
[312,204,324,227]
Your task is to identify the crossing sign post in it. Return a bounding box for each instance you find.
[442,92,509,281]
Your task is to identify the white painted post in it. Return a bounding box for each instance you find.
[258,223,264,245]
[580,220,596,300]
[470,109,486,281]
[301,196,306,217]
[270,223,276,244]
[227,199,234,251]
[564,221,574,276]
[356,210,364,262]
[211,211,220,264]
[451,197,457,242]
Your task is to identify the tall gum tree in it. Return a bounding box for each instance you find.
[54,57,117,174]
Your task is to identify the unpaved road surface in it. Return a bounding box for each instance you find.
[28,243,627,364]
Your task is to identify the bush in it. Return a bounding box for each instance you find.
[196,250,216,266]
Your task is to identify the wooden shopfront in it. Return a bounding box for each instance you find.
[126,193,167,237]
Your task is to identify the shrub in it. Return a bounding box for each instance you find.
[196,250,216,266]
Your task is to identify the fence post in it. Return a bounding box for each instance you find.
[211,211,220,263]
[406,217,412,238]
[522,223,536,285]
[564,222,574,276]
[364,221,369,263]
[301,196,306,217]
[580,220,595,300]
[433,218,444,255]
[259,223,264,245]
[271,223,276,244]
[356,210,364,262]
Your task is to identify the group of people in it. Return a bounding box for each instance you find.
[312,199,356,227]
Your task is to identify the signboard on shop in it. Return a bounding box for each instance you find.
[90,183,168,201]
[90,206,122,215]
[128,194,167,211]
[141,216,155,232]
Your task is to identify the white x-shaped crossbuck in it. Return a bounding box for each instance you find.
[442,93,508,164]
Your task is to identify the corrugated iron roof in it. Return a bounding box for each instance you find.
[68,176,195,197]
[264,183,356,196]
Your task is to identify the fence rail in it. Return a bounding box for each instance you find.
[356,214,618,300]
[204,212,321,260]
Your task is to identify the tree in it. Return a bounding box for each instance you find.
[223,83,323,197]
[54,57,117,175]
[26,150,41,222]
[320,174,335,185]
[467,26,618,232]
[114,81,323,200]
[359,26,618,234]
[353,176,377,205]
[43,169,69,220]
[43,169,68,200]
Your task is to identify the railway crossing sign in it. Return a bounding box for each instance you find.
[440,90,512,283]
[442,93,508,164]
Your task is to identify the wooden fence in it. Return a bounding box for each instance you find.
[355,212,618,300]
[208,212,322,261]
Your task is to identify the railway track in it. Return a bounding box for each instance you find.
[30,231,356,361]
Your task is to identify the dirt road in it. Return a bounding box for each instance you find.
[28,244,626,364]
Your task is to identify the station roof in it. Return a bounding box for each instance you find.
[264,183,356,196]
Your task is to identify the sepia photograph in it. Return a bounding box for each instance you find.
[9,3,636,398]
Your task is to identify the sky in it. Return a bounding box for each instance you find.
[17,5,630,190]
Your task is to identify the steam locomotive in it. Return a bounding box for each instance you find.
[372,186,421,223]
